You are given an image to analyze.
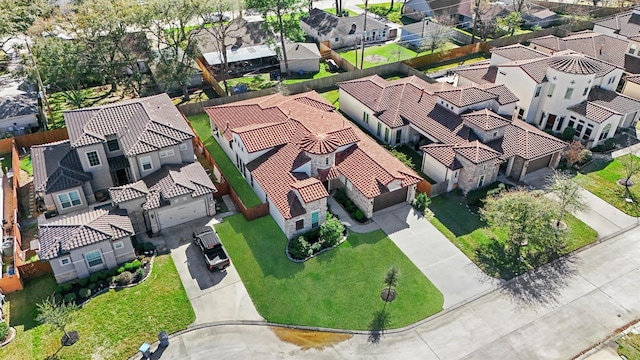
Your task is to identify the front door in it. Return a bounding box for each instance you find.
[113,168,131,186]
[545,114,557,130]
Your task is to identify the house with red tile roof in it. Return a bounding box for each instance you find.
[454,43,640,149]
[338,75,567,193]
[204,91,422,238]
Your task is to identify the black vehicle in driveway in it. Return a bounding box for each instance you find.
[193,226,230,271]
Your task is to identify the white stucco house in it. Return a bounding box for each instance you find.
[338,75,567,193]
[454,44,640,149]
[204,91,421,238]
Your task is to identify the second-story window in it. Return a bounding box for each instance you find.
[547,83,555,97]
[140,156,152,171]
[86,151,101,167]
[107,139,120,152]
[534,87,541,97]
[159,149,175,158]
[583,87,589,96]
[564,88,574,99]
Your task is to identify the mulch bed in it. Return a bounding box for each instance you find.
[380,288,397,302]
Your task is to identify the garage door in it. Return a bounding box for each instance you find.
[373,187,408,212]
[156,198,206,230]
[526,154,552,174]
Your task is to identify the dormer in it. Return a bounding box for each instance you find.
[461,109,511,142]
[627,35,640,58]
[435,87,498,115]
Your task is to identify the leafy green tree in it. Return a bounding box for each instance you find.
[619,154,640,191]
[497,12,522,37]
[412,192,431,212]
[320,213,345,247]
[546,170,586,226]
[481,189,564,268]
[0,0,52,52]
[246,0,307,76]
[35,298,79,342]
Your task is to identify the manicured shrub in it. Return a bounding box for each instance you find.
[320,214,345,247]
[97,271,109,280]
[106,276,116,285]
[0,322,9,341]
[89,273,100,283]
[580,149,592,164]
[55,285,66,295]
[352,210,365,222]
[561,127,576,141]
[288,236,309,260]
[88,283,97,290]
[117,266,125,274]
[116,271,132,286]
[412,192,431,212]
[64,293,77,303]
[52,293,64,304]
[61,283,73,293]
[78,277,89,287]
[78,288,91,299]
[124,259,142,272]
[134,268,145,282]
[109,268,119,276]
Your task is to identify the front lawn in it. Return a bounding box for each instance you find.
[188,113,263,207]
[339,42,458,69]
[215,214,443,330]
[574,155,640,216]
[429,189,598,279]
[0,255,194,360]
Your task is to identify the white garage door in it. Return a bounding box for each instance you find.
[156,198,206,230]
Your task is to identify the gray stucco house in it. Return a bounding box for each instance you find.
[33,93,217,233]
[38,209,135,284]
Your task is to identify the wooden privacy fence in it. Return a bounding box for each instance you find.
[14,128,68,149]
[416,180,432,197]
[179,110,269,220]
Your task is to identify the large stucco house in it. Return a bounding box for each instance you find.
[338,75,567,193]
[454,44,640,149]
[33,94,217,283]
[204,91,421,238]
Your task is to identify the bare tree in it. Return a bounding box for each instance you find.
[199,1,244,74]
[471,0,491,44]
[546,170,587,226]
[564,140,589,168]
[419,20,451,53]
[619,152,640,191]
[512,0,527,13]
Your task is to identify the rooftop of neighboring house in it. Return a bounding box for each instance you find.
[567,87,640,123]
[32,140,93,194]
[109,162,217,210]
[593,8,640,39]
[401,19,451,35]
[285,43,322,60]
[339,75,566,163]
[452,61,497,84]
[0,94,38,120]
[204,91,422,220]
[194,19,271,54]
[301,8,389,37]
[64,93,194,155]
[490,44,549,62]
[625,73,640,84]
[530,31,640,73]
[38,208,134,260]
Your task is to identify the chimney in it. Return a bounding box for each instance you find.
[599,43,604,55]
[295,44,299,51]
[225,121,229,131]
[419,88,425,102]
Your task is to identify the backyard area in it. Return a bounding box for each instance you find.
[188,113,263,208]
[420,53,490,74]
[428,186,598,279]
[574,155,640,217]
[356,2,414,25]
[339,42,458,69]
[0,255,194,360]
[215,214,443,330]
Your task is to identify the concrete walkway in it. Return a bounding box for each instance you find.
[574,187,637,238]
[372,203,499,309]
[130,225,640,360]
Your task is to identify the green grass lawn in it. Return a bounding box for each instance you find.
[320,88,340,109]
[19,155,33,176]
[322,7,359,16]
[216,214,443,330]
[188,113,263,207]
[429,190,598,279]
[284,65,341,85]
[617,332,640,360]
[356,2,415,25]
[422,54,489,73]
[225,73,277,92]
[0,256,194,360]
[0,153,11,172]
[574,155,640,216]
[339,42,458,69]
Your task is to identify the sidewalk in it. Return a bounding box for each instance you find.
[573,187,637,239]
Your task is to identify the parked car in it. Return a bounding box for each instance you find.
[193,226,230,271]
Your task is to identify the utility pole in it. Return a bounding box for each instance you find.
[25,40,50,131]
[360,0,368,70]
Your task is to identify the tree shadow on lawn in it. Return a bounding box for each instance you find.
[429,192,485,237]
[578,158,612,175]
[368,308,391,344]
[224,215,304,280]
[7,275,56,331]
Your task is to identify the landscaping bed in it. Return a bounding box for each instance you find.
[287,215,347,261]
[0,255,194,360]
[334,188,368,222]
[574,155,640,216]
[215,214,443,330]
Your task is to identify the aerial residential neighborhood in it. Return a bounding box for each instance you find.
[0,0,640,359]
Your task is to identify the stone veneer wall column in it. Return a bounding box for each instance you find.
[284,198,328,239]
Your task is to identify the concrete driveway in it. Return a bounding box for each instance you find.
[153,217,263,324]
[372,204,499,309]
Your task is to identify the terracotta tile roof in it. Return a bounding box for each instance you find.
[32,140,93,193]
[453,63,498,85]
[234,121,294,153]
[567,102,617,123]
[490,44,549,61]
[291,178,327,203]
[435,87,498,107]
[479,84,519,105]
[453,140,501,164]
[38,209,134,260]
[461,109,511,131]
[593,10,640,39]
[421,143,463,170]
[488,120,567,160]
[530,35,561,51]
[548,54,607,74]
[209,91,421,218]
[64,94,193,155]
[625,74,640,84]
[137,162,217,210]
[587,87,640,116]
[109,180,149,204]
[499,57,550,83]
